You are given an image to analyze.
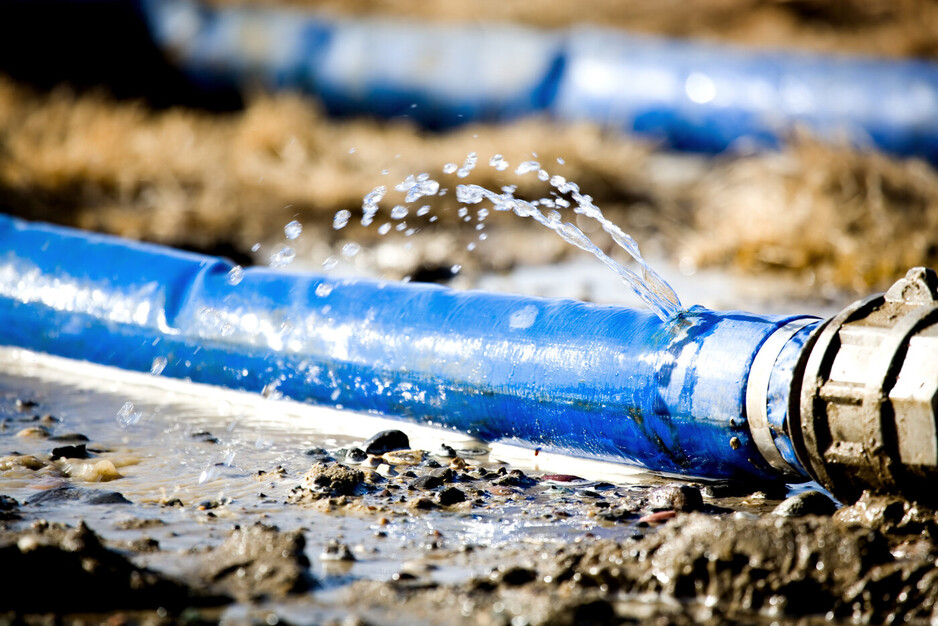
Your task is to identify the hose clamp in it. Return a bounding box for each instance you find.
[746,316,817,477]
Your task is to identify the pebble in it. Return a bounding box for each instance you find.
[435,444,457,458]
[364,430,410,455]
[190,430,219,443]
[646,484,703,512]
[15,426,51,438]
[492,469,537,488]
[26,485,132,505]
[15,399,39,411]
[321,540,356,561]
[344,447,368,464]
[0,455,46,471]
[772,490,837,517]
[49,433,90,443]
[50,444,89,460]
[304,447,334,461]
[410,474,446,491]
[437,487,467,506]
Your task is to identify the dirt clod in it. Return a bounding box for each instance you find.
[0,521,224,612]
[202,522,314,601]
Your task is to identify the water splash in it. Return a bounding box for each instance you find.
[337,155,682,321]
[284,220,302,240]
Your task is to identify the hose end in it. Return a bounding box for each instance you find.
[791,267,938,504]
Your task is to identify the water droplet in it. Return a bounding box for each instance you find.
[515,161,540,175]
[348,147,357,154]
[380,169,389,175]
[451,264,462,274]
[467,242,476,251]
[443,163,458,174]
[537,169,550,181]
[390,205,408,220]
[342,242,361,257]
[322,255,338,270]
[251,243,261,253]
[478,233,488,241]
[489,154,509,171]
[269,246,296,268]
[395,174,440,203]
[315,283,333,297]
[284,220,302,240]
[456,152,477,178]
[116,401,141,426]
[429,216,438,222]
[416,205,431,217]
[509,305,538,329]
[150,357,167,375]
[395,222,407,231]
[378,223,391,235]
[226,265,244,285]
[333,209,351,230]
[557,157,566,165]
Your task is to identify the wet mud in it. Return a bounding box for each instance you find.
[3,378,938,625]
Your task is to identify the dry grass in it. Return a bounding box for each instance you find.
[688,138,938,292]
[2,74,938,294]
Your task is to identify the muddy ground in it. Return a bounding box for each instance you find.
[3,375,938,626]
[2,1,938,624]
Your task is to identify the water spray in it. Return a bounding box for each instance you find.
[0,214,935,505]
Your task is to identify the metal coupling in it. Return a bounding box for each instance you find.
[790,267,938,504]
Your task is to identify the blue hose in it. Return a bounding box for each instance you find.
[0,214,818,482]
[139,0,938,161]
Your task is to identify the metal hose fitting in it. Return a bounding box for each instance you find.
[790,267,938,504]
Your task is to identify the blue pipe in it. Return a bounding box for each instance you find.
[138,0,938,161]
[0,214,819,483]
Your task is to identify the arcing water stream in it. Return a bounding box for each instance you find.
[329,154,683,320]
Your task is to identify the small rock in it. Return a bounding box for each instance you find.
[15,399,38,411]
[48,433,90,443]
[492,469,537,488]
[15,426,50,438]
[773,490,838,517]
[497,565,537,586]
[410,497,437,511]
[437,487,467,506]
[26,485,131,505]
[0,455,46,471]
[304,447,334,461]
[0,495,19,511]
[321,540,356,562]
[646,484,703,512]
[344,447,368,464]
[190,431,220,444]
[542,474,584,483]
[436,444,457,458]
[50,444,89,460]
[410,474,445,491]
[364,430,410,455]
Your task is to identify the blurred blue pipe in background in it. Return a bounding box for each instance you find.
[140,0,938,160]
